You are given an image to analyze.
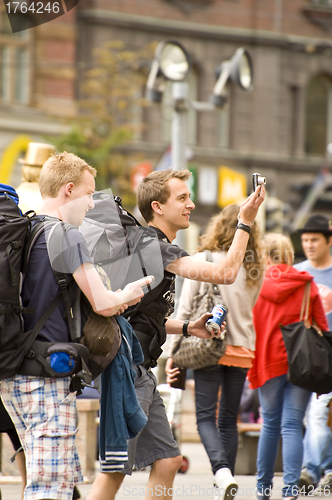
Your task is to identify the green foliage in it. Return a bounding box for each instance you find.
[47,40,156,207]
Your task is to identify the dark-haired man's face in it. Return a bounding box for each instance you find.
[301,232,331,265]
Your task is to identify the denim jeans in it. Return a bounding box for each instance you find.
[303,391,332,483]
[194,364,248,475]
[257,374,311,498]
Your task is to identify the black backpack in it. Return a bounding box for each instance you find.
[0,186,37,379]
[0,185,91,388]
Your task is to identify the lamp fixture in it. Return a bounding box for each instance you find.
[146,40,191,103]
[210,47,253,107]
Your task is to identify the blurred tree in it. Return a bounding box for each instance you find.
[47,40,155,208]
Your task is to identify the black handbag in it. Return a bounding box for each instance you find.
[280,281,332,394]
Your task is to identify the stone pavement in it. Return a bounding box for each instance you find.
[0,442,323,500]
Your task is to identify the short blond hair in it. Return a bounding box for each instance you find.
[137,169,191,223]
[263,233,294,266]
[39,152,97,198]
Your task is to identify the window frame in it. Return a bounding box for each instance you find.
[0,11,32,106]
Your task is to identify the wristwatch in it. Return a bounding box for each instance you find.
[236,222,251,235]
[236,214,252,235]
[182,320,190,338]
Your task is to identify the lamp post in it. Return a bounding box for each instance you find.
[146,40,254,171]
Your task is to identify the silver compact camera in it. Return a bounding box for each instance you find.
[252,173,266,191]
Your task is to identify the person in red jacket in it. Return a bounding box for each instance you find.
[248,233,328,500]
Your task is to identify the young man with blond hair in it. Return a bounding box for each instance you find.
[88,168,265,500]
[1,152,151,500]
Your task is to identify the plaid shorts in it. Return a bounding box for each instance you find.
[1,375,83,500]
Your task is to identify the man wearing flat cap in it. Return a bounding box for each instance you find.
[295,214,332,495]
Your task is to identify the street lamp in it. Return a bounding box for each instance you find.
[210,48,253,107]
[145,40,254,170]
[146,40,191,103]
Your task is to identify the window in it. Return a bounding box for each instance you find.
[305,74,332,155]
[0,12,31,105]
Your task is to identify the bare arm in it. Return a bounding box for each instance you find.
[165,313,224,338]
[165,315,225,384]
[166,185,265,284]
[73,262,154,317]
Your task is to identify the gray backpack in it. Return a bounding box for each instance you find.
[79,191,164,293]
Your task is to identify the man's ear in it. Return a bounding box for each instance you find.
[64,182,75,197]
[151,200,163,215]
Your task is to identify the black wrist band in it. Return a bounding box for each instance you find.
[236,223,251,235]
[237,214,254,227]
[182,320,190,337]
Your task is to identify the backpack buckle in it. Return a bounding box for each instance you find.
[58,278,67,289]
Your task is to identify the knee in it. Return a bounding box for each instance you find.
[154,455,183,475]
[172,454,184,473]
[100,471,125,490]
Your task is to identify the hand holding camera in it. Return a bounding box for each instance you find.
[252,172,266,193]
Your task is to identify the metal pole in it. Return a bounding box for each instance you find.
[171,81,188,171]
[170,82,189,311]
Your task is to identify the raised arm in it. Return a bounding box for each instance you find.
[166,185,265,284]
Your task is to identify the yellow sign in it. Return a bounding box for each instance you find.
[0,135,32,184]
[218,166,247,208]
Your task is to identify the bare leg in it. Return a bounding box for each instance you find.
[86,472,125,500]
[146,456,183,500]
[15,450,26,500]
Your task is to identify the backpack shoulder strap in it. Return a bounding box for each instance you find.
[23,217,79,343]
[114,196,142,227]
[125,274,173,325]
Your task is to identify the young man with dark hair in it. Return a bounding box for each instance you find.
[88,169,265,500]
[1,152,151,500]
[295,215,332,495]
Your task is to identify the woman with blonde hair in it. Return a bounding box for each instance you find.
[248,233,328,500]
[166,203,264,500]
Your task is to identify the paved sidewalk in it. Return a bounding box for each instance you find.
[0,443,327,500]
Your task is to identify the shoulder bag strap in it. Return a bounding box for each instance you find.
[300,281,311,327]
[204,250,220,296]
[197,251,211,296]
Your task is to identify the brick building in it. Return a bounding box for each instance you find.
[1,0,332,227]
[76,0,332,228]
[0,4,77,186]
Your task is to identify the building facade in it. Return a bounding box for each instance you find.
[1,0,332,230]
[76,0,332,229]
[0,5,77,185]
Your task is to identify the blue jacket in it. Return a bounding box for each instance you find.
[99,316,147,472]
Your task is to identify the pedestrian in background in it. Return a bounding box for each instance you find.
[248,233,328,500]
[294,215,332,494]
[166,203,264,500]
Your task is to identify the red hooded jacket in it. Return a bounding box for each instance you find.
[248,264,328,390]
